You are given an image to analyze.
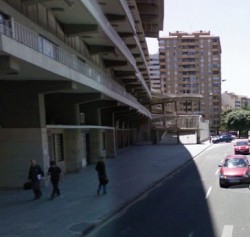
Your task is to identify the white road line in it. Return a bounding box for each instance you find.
[221,225,233,237]
[188,232,193,237]
[205,186,212,199]
[215,169,219,175]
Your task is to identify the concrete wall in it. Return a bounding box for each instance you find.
[89,129,106,163]
[0,83,41,128]
[0,128,44,188]
[199,119,210,142]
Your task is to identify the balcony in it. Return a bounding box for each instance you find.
[0,19,151,118]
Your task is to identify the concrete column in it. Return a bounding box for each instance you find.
[89,129,106,163]
[106,129,116,158]
[0,88,47,187]
[64,129,85,172]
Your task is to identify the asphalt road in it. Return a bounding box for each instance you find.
[86,142,250,237]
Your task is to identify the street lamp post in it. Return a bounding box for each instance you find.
[209,79,227,135]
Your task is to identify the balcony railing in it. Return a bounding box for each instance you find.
[152,115,203,129]
[0,19,150,116]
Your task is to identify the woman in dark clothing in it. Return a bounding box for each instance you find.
[95,160,109,195]
[48,161,63,199]
[28,160,44,200]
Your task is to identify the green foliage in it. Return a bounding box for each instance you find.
[222,109,250,136]
[220,109,233,131]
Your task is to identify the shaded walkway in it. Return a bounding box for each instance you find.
[0,141,211,237]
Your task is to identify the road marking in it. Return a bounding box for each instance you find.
[188,232,193,237]
[205,186,212,199]
[221,225,233,237]
[215,169,219,175]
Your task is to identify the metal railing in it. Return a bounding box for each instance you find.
[152,115,203,129]
[0,19,151,114]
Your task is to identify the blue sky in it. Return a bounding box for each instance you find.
[146,0,250,96]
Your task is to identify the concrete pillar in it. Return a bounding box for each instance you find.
[64,129,85,172]
[106,130,116,158]
[89,129,106,163]
[0,88,47,187]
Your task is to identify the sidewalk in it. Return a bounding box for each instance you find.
[0,141,212,237]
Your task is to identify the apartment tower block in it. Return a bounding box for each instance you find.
[159,31,222,135]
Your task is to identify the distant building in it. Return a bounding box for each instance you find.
[222,92,250,110]
[159,31,222,135]
[149,54,161,93]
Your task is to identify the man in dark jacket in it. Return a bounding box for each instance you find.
[47,161,62,199]
[95,160,108,195]
[28,159,44,200]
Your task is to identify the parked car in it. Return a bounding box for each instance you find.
[218,155,250,188]
[234,140,250,155]
[212,134,234,144]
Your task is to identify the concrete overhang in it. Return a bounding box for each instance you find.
[135,0,164,37]
[26,0,151,100]
[61,24,99,37]
[0,55,20,75]
[117,32,135,38]
[21,0,50,5]
[103,59,128,68]
[113,70,135,78]
[105,14,127,22]
[87,45,116,55]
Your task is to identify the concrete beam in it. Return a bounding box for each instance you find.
[103,59,128,68]
[45,93,102,104]
[133,53,141,58]
[87,45,116,55]
[105,14,126,22]
[122,79,138,83]
[126,44,137,50]
[21,0,50,5]
[0,56,20,75]
[80,100,118,109]
[62,24,98,36]
[113,70,135,78]
[118,32,134,38]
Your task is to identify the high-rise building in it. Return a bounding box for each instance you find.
[159,31,222,135]
[149,54,161,93]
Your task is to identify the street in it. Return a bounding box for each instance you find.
[86,143,250,237]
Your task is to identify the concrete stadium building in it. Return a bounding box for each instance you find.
[0,0,164,187]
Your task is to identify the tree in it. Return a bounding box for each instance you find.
[220,108,233,132]
[224,109,250,137]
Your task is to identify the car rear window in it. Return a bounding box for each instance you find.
[236,141,248,146]
[224,158,247,168]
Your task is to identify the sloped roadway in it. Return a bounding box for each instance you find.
[86,142,250,237]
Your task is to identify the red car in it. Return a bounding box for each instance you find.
[218,155,250,188]
[234,140,250,154]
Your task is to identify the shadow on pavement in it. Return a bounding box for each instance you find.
[0,142,216,237]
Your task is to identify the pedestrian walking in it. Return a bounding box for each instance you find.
[95,160,109,195]
[28,159,44,200]
[47,161,63,199]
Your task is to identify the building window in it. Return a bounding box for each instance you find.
[0,12,11,36]
[38,35,58,59]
